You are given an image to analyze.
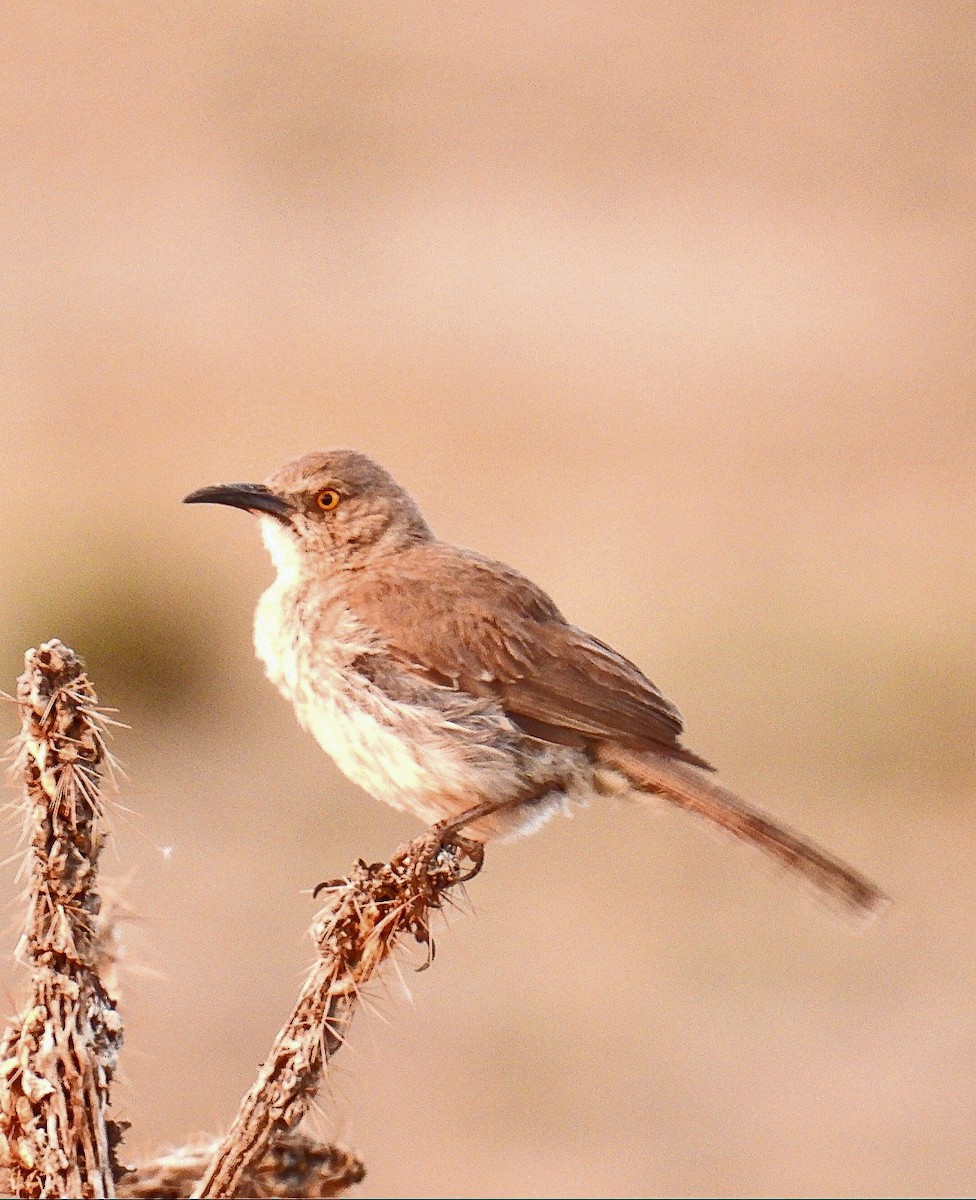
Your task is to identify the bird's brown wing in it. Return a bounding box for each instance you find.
[343,544,713,769]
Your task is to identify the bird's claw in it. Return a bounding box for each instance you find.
[422,820,486,884]
[312,875,346,900]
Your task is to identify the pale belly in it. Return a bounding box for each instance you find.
[298,682,512,823]
[253,565,596,837]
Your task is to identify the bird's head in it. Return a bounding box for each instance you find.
[184,449,433,574]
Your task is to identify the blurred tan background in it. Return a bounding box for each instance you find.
[1,2,974,1195]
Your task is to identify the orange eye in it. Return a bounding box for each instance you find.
[316,488,341,511]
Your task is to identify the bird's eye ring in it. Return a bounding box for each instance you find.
[316,489,341,512]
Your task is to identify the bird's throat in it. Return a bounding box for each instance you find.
[260,517,304,585]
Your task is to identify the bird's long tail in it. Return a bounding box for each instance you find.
[595,744,887,917]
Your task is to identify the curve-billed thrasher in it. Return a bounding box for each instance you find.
[185,449,883,914]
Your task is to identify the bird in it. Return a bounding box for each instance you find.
[184,449,885,915]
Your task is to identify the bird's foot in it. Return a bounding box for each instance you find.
[421,809,493,884]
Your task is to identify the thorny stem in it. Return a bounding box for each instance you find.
[1,642,471,1199]
[191,832,481,1200]
[118,1129,364,1199]
[0,640,124,1199]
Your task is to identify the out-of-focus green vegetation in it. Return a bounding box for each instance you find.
[3,557,217,715]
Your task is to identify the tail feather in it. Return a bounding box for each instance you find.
[596,744,887,917]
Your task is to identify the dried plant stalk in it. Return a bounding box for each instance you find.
[191,835,480,1200]
[119,1130,363,1199]
[0,640,124,1199]
[1,642,470,1198]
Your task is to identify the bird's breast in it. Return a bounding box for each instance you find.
[254,573,366,702]
[253,575,524,820]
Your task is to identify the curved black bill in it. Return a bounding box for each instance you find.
[182,482,294,522]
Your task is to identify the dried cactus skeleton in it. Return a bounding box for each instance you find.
[119,1130,365,1200]
[191,838,479,1199]
[0,641,124,1199]
[0,641,479,1198]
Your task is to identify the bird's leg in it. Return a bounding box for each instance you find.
[434,797,514,839]
[420,797,514,883]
